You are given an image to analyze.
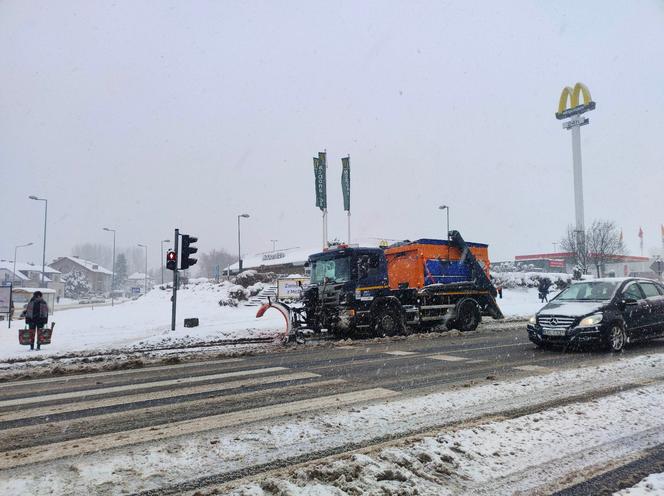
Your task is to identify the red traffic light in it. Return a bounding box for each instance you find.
[166,250,177,270]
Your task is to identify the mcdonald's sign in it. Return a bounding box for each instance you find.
[555,82,596,120]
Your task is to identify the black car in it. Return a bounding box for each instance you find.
[527,277,664,351]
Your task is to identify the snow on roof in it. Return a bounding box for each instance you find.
[57,257,113,275]
[224,238,386,272]
[0,261,59,281]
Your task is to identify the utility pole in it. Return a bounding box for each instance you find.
[28,196,48,285]
[103,228,116,306]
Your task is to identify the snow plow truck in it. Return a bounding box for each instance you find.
[257,230,503,342]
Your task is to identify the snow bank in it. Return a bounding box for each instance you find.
[0,280,285,361]
[616,473,664,495]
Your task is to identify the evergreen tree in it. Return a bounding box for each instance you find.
[63,271,91,298]
[115,253,129,289]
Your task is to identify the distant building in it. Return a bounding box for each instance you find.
[50,256,113,295]
[127,272,154,294]
[514,252,651,277]
[0,261,64,298]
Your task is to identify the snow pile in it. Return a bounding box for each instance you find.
[0,280,285,361]
[491,270,573,289]
[617,473,664,495]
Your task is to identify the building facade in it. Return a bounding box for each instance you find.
[49,256,113,295]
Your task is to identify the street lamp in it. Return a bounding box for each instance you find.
[137,244,148,295]
[270,239,278,252]
[28,195,48,285]
[160,239,170,285]
[438,205,450,261]
[12,242,34,284]
[103,228,116,306]
[237,214,250,273]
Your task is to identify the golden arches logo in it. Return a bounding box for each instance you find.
[556,82,596,119]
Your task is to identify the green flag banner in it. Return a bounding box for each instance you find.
[341,156,350,211]
[313,152,327,210]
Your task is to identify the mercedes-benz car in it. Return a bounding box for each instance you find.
[527,278,664,351]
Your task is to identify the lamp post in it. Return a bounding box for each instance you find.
[28,196,48,285]
[438,205,450,261]
[237,214,250,273]
[12,242,34,284]
[137,244,148,295]
[160,239,170,285]
[103,228,116,306]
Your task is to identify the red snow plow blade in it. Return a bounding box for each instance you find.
[256,301,292,342]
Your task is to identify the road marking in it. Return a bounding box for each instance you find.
[0,387,398,470]
[0,372,322,422]
[513,365,552,373]
[465,359,487,364]
[383,351,418,356]
[428,354,468,362]
[0,367,289,408]
[0,358,245,389]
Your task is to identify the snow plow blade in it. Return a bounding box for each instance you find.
[256,301,292,343]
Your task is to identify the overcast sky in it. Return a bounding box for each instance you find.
[2,0,664,269]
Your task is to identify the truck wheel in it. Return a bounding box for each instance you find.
[374,306,404,337]
[456,300,480,332]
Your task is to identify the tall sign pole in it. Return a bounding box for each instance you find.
[171,228,179,331]
[556,82,596,272]
[341,155,351,244]
[314,151,328,249]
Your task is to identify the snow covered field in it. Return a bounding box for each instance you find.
[0,284,541,362]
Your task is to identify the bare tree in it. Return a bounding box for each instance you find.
[560,220,626,277]
[560,225,589,274]
[586,220,626,277]
[197,248,235,278]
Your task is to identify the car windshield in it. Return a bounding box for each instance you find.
[310,256,351,285]
[556,281,620,301]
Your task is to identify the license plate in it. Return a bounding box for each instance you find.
[543,329,566,336]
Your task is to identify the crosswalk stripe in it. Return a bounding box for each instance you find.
[0,367,289,408]
[383,351,418,356]
[0,358,244,389]
[428,354,468,362]
[0,372,321,422]
[0,387,398,470]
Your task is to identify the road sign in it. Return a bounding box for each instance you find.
[0,285,11,314]
[650,259,664,275]
[131,287,141,294]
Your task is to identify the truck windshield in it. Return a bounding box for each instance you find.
[310,256,351,284]
[556,281,619,301]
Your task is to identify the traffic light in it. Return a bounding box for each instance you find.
[166,250,177,271]
[180,234,198,270]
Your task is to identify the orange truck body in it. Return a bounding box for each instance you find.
[384,240,491,290]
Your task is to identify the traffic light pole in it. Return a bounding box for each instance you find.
[171,228,179,331]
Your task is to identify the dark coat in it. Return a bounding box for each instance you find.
[26,297,49,326]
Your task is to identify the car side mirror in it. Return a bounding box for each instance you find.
[620,297,638,308]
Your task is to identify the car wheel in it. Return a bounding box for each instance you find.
[374,306,404,337]
[608,324,626,352]
[456,300,481,332]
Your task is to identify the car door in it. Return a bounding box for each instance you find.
[620,282,650,340]
[639,281,664,337]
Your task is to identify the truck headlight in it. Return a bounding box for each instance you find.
[579,314,603,327]
[529,315,537,325]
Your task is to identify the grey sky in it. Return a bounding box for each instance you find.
[2,0,664,269]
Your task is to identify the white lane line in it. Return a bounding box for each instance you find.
[0,379,348,443]
[0,372,322,422]
[0,358,244,388]
[428,354,468,362]
[0,367,289,408]
[383,351,418,356]
[514,365,552,373]
[0,387,398,470]
[465,359,488,364]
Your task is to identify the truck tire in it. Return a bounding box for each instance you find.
[373,306,404,337]
[455,299,481,332]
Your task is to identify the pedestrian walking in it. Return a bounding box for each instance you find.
[538,278,552,303]
[25,291,49,350]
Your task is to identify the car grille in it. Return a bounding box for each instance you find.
[538,315,576,331]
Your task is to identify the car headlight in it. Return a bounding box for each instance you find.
[579,313,603,327]
[529,315,537,325]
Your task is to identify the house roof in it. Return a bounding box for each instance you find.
[54,257,113,275]
[0,261,59,282]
